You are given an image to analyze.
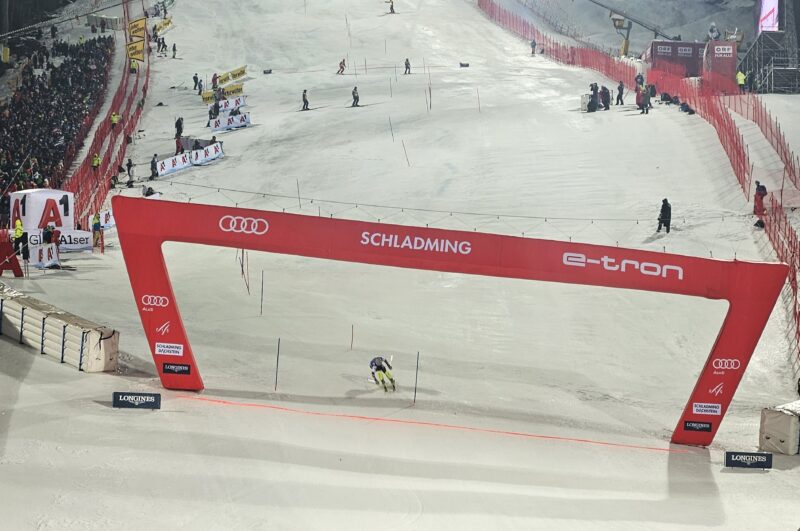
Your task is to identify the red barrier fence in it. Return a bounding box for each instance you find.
[479,0,800,372]
[64,0,151,222]
[722,93,800,192]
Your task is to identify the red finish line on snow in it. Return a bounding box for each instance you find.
[179,395,691,454]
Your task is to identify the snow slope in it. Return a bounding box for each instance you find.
[2,0,800,529]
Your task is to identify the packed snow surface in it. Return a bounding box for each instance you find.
[2,0,800,529]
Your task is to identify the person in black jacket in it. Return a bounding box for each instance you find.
[657,198,671,233]
[150,154,158,180]
[600,85,611,110]
[616,81,624,105]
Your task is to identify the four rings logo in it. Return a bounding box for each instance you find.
[713,359,740,370]
[219,215,269,235]
[141,295,169,308]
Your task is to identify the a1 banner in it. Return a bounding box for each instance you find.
[209,95,247,113]
[157,153,192,177]
[11,190,75,232]
[191,142,225,165]
[30,243,60,268]
[210,113,251,132]
[98,209,116,229]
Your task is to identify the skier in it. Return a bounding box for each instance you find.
[388,0,395,14]
[337,59,346,75]
[126,158,134,178]
[370,356,396,392]
[351,86,359,107]
[616,80,624,105]
[530,38,537,55]
[404,58,411,74]
[657,198,671,234]
[192,73,199,90]
[302,89,309,110]
[172,43,177,59]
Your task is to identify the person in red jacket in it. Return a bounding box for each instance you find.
[753,180,767,215]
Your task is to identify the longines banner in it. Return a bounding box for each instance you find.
[112,196,788,447]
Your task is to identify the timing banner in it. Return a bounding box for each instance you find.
[155,16,173,35]
[113,197,788,447]
[210,113,250,132]
[128,17,146,40]
[126,39,145,62]
[157,153,192,177]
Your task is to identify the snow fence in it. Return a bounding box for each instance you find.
[0,285,118,372]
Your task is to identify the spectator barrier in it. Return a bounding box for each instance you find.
[722,94,800,192]
[65,0,151,222]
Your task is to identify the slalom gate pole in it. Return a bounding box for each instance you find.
[260,269,264,316]
[274,337,281,391]
[350,324,354,350]
[413,351,420,404]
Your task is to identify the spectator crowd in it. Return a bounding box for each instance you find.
[0,34,115,225]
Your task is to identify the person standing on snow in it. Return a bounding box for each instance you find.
[640,88,650,114]
[657,198,671,233]
[530,38,537,55]
[753,180,767,215]
[351,86,359,107]
[337,59,346,75]
[635,72,644,87]
[616,81,624,105]
[370,356,396,392]
[150,154,158,180]
[172,43,177,59]
[404,58,411,74]
[600,86,610,110]
[302,90,309,110]
[192,73,199,90]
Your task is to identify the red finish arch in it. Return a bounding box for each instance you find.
[112,196,788,446]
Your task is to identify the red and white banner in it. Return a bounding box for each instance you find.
[157,153,192,177]
[191,142,225,165]
[113,196,788,447]
[209,95,247,113]
[30,243,60,268]
[10,190,75,231]
[210,113,251,132]
[95,209,116,229]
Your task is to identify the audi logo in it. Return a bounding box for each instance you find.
[713,359,741,370]
[141,295,169,307]
[219,215,269,235]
